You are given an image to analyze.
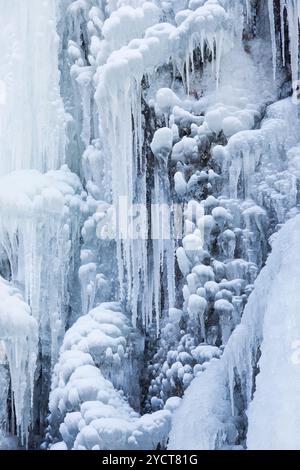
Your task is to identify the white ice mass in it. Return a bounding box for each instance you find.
[0,0,300,452]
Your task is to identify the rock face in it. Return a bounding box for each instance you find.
[0,0,299,451]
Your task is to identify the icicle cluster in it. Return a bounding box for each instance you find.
[0,0,66,175]
[269,0,300,83]
[0,277,38,446]
[65,0,238,329]
[1,0,300,452]
[0,0,86,445]
[0,167,83,365]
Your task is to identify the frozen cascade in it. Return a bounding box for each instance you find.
[0,277,38,445]
[169,215,300,449]
[1,0,300,451]
[0,0,66,175]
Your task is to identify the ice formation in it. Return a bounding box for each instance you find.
[169,215,300,450]
[0,0,66,175]
[0,167,83,365]
[77,0,238,328]
[247,216,300,450]
[268,0,300,83]
[47,303,171,450]
[1,0,300,452]
[0,277,38,446]
[0,0,84,446]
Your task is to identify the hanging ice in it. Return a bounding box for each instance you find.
[0,0,66,175]
[0,277,38,446]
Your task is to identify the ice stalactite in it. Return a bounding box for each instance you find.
[91,0,235,328]
[0,168,83,365]
[268,0,277,79]
[268,0,300,83]
[150,128,176,331]
[0,277,38,447]
[94,21,173,328]
[0,0,66,175]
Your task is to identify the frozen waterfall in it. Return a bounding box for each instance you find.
[1,0,300,453]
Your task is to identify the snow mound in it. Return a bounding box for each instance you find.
[47,302,171,450]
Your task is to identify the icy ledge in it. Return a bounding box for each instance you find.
[169,214,300,450]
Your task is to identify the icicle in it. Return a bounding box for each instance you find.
[269,0,300,83]
[215,30,224,87]
[245,0,251,22]
[280,0,286,66]
[268,0,277,80]
[0,168,82,365]
[286,0,300,83]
